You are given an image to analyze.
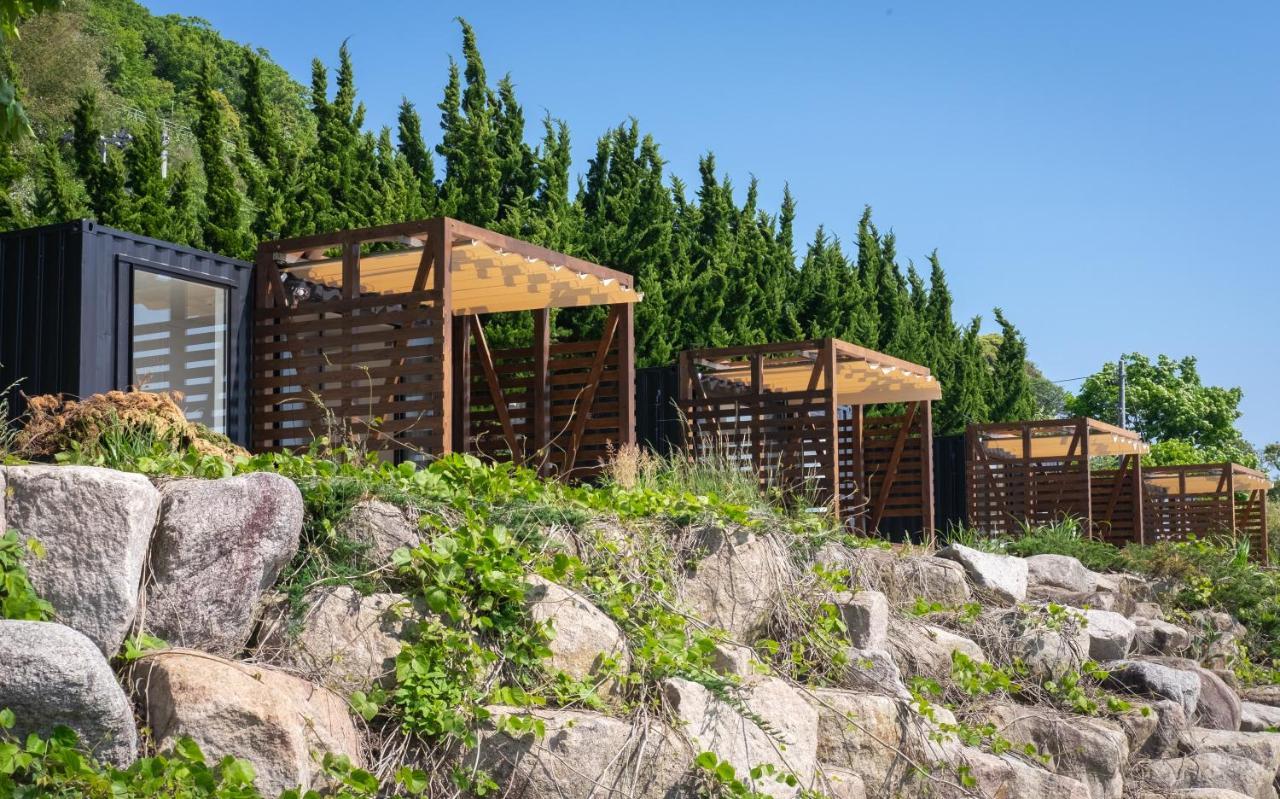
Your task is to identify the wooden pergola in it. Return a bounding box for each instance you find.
[1144,463,1271,559]
[252,217,638,477]
[966,417,1150,545]
[678,339,941,535]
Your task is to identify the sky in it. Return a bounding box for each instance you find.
[148,1,1280,447]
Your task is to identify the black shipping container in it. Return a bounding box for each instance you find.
[0,220,253,445]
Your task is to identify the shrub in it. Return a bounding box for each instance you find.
[0,530,52,621]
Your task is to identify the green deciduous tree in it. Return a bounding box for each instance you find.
[1068,353,1256,465]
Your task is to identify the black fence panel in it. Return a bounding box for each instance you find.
[933,433,967,537]
[635,364,682,456]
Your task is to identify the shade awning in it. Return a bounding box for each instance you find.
[976,417,1149,459]
[690,338,941,405]
[1145,463,1273,495]
[268,218,640,315]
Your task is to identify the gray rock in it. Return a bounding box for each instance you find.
[817,767,866,799]
[335,498,421,564]
[841,647,910,699]
[987,703,1128,799]
[804,688,951,788]
[1143,699,1193,759]
[664,676,817,794]
[0,620,137,767]
[1144,752,1276,799]
[1134,617,1192,656]
[1026,553,1099,594]
[836,590,888,649]
[1148,657,1241,731]
[936,543,1028,603]
[1240,684,1280,708]
[838,546,971,606]
[709,641,756,678]
[678,527,790,640]
[4,464,160,655]
[254,586,422,692]
[1188,728,1280,778]
[1008,612,1090,680]
[890,624,985,680]
[525,576,630,697]
[1105,659,1202,719]
[1240,701,1280,732]
[141,472,303,656]
[1116,703,1159,755]
[133,650,362,797]
[1189,610,1247,671]
[904,744,1091,799]
[1133,601,1166,620]
[1084,608,1137,661]
[478,708,693,799]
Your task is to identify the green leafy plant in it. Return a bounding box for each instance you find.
[0,531,52,621]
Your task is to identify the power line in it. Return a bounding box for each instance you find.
[1049,375,1090,384]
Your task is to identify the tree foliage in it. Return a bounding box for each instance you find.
[1068,353,1256,466]
[0,7,1051,434]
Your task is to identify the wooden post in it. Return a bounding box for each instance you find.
[1021,422,1033,526]
[617,302,636,449]
[851,403,866,533]
[1226,465,1237,539]
[1133,453,1145,545]
[451,314,470,452]
[965,425,978,534]
[1260,489,1269,565]
[433,218,453,454]
[824,340,841,521]
[1080,418,1093,535]
[531,308,551,474]
[921,400,935,540]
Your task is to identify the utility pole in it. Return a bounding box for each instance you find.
[1117,355,1127,428]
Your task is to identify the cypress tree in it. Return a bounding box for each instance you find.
[194,57,250,257]
[0,138,26,227]
[396,98,437,214]
[437,18,500,226]
[937,316,990,433]
[121,116,168,237]
[532,114,575,250]
[165,160,204,248]
[494,74,535,217]
[69,93,126,225]
[987,307,1035,421]
[32,139,88,223]
[240,48,287,241]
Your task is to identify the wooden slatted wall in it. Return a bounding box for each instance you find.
[1142,464,1268,562]
[966,421,1092,536]
[1090,456,1143,546]
[252,289,447,457]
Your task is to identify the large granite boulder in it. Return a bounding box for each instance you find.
[255,586,422,692]
[525,575,630,696]
[838,546,971,606]
[987,703,1128,799]
[132,650,362,796]
[1084,609,1137,661]
[0,620,137,766]
[936,544,1027,603]
[1147,657,1242,731]
[477,707,692,799]
[1240,701,1280,732]
[1105,659,1202,719]
[678,527,789,640]
[141,472,303,655]
[4,464,160,655]
[890,624,985,679]
[1026,553,1099,594]
[663,676,817,794]
[804,688,950,789]
[1144,752,1276,799]
[334,498,422,565]
[1134,617,1192,656]
[835,590,889,650]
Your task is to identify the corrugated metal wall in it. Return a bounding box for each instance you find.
[0,221,253,445]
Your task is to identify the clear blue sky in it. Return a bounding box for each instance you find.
[150,1,1280,447]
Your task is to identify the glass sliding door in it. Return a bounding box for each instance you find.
[131,270,229,433]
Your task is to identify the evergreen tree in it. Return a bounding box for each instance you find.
[164,160,203,247]
[240,48,287,241]
[494,74,535,218]
[194,57,250,257]
[396,97,436,214]
[69,93,126,225]
[937,316,990,433]
[437,19,500,225]
[987,307,1035,421]
[32,139,88,223]
[120,115,168,237]
[0,138,27,227]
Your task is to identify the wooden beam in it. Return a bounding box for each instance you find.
[616,301,636,450]
[563,306,622,475]
[920,400,935,540]
[470,316,520,459]
[434,218,454,455]
[870,401,920,532]
[531,308,551,474]
[451,314,470,452]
